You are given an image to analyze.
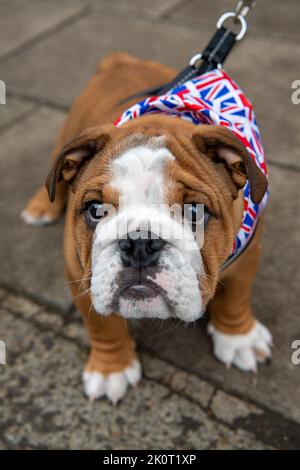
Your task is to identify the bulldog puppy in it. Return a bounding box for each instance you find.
[22,53,272,404]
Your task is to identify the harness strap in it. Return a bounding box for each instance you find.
[118,26,237,106]
[119,1,255,105]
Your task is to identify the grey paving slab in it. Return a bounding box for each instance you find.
[0,0,88,60]
[0,303,273,449]
[137,353,215,410]
[135,165,300,425]
[0,96,35,131]
[170,0,300,40]
[92,0,184,18]
[0,106,71,311]
[0,10,211,108]
[210,391,263,425]
[1,9,299,166]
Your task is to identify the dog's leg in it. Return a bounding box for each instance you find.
[68,274,141,404]
[208,219,272,372]
[82,311,141,404]
[21,182,68,225]
[21,128,68,225]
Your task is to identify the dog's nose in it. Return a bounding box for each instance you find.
[119,232,165,268]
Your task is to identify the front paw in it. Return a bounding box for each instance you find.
[208,321,272,372]
[83,359,142,404]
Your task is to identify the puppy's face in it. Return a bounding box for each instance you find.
[47,116,267,322]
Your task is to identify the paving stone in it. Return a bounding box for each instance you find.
[141,353,215,409]
[139,352,179,384]
[171,0,300,40]
[0,107,71,311]
[169,371,214,409]
[0,307,271,450]
[1,9,299,166]
[136,166,300,425]
[0,0,88,60]
[211,390,263,425]
[2,292,70,332]
[63,320,89,347]
[92,0,184,18]
[35,310,64,330]
[1,293,42,319]
[211,428,273,450]
[0,10,212,109]
[0,97,35,131]
[0,308,38,361]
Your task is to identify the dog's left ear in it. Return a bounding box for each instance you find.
[192,125,268,204]
[46,125,115,202]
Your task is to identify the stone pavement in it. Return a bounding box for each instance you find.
[0,0,299,450]
[0,289,282,449]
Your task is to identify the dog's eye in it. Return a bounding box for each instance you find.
[84,201,103,229]
[184,203,211,232]
[203,207,211,227]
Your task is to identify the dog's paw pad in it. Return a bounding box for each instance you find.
[208,321,272,372]
[83,359,142,404]
[20,209,54,226]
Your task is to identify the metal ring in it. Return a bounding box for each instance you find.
[216,12,247,41]
[189,52,202,67]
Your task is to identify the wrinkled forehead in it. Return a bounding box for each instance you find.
[109,135,175,206]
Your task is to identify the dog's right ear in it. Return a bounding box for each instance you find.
[46,125,115,202]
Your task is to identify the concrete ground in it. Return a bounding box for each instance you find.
[0,0,299,450]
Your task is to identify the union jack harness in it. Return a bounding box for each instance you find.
[114,68,269,268]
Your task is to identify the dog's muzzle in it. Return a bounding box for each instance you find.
[90,205,203,322]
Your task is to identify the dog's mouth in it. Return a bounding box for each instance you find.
[118,275,168,302]
[122,284,158,300]
[110,266,173,313]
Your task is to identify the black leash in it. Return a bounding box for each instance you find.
[119,1,255,105]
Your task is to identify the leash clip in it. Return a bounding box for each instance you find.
[217,12,247,41]
[118,0,256,104]
[235,0,256,19]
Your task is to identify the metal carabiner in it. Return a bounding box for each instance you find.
[216,12,247,41]
[189,53,202,67]
[189,1,255,69]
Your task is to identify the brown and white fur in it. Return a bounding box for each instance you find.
[22,53,272,404]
